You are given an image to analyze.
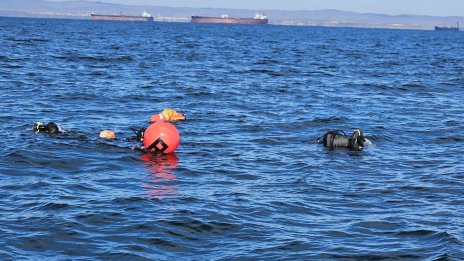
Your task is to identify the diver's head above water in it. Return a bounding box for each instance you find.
[33,122,61,134]
[349,129,365,151]
[125,127,146,142]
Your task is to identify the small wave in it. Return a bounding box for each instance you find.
[440,80,461,87]
[0,115,15,120]
[85,71,109,76]
[254,59,281,65]
[3,64,24,69]
[309,116,348,125]
[244,69,284,77]
[434,136,464,144]
[112,196,146,204]
[445,120,461,127]
[324,253,423,260]
[252,240,311,254]
[395,229,437,237]
[7,37,50,45]
[52,54,134,63]
[181,43,200,49]
[37,202,70,211]
[394,230,464,252]
[189,91,214,97]
[354,220,402,231]
[233,173,259,180]
[139,237,178,249]
[160,219,214,233]
[362,83,410,93]
[317,65,338,71]
[402,82,425,89]
[159,218,240,234]
[304,70,335,77]
[96,252,152,260]
[71,184,100,193]
[59,92,100,101]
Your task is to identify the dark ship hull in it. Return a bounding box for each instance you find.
[434,23,459,31]
[90,14,153,22]
[191,16,268,25]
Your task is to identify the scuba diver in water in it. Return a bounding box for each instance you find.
[124,109,184,154]
[33,122,62,134]
[32,108,186,153]
[125,108,186,143]
[125,127,146,142]
[33,108,185,137]
[318,129,372,151]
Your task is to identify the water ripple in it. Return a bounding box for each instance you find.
[0,17,463,259]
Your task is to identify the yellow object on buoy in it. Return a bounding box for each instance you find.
[99,130,116,139]
[149,108,186,123]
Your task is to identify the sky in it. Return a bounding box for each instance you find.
[48,0,464,17]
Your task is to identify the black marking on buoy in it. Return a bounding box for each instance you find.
[147,138,168,152]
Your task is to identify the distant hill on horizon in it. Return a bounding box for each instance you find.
[0,0,462,30]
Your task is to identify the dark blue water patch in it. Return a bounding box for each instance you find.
[1,16,464,259]
[5,36,51,46]
[52,53,135,63]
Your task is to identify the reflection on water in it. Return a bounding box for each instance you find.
[140,153,179,200]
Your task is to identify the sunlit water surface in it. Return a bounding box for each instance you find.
[1,17,463,259]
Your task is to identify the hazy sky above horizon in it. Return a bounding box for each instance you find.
[48,0,463,16]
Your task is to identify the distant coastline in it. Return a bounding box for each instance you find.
[0,0,463,30]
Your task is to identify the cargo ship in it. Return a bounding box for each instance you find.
[434,22,459,31]
[191,12,268,25]
[90,11,153,22]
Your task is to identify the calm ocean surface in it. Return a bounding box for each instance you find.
[1,17,463,260]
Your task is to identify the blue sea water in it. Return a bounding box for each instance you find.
[1,16,463,260]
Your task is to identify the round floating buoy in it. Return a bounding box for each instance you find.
[99,130,116,139]
[143,121,180,154]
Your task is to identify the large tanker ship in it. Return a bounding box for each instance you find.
[191,12,268,25]
[90,11,153,22]
[434,22,459,31]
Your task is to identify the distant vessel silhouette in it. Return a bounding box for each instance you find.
[90,11,153,22]
[191,12,268,25]
[434,22,459,31]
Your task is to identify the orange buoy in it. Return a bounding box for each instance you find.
[143,121,180,154]
[149,108,186,123]
[99,130,116,139]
